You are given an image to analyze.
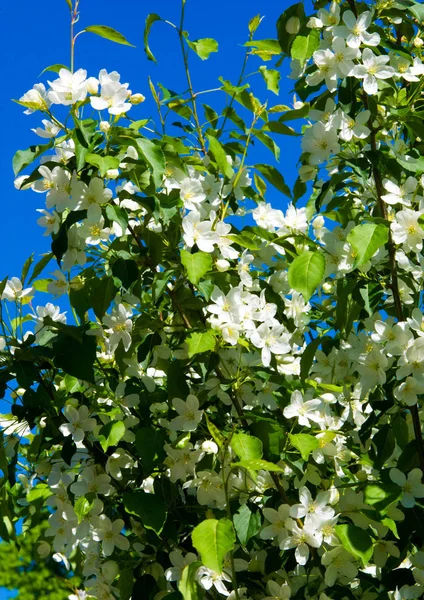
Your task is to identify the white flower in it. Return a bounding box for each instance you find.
[36,209,61,235]
[70,466,114,496]
[263,580,291,600]
[102,303,133,351]
[32,166,74,213]
[92,515,129,556]
[90,69,131,115]
[283,391,322,427]
[306,49,338,92]
[165,550,198,582]
[20,83,51,113]
[302,122,340,165]
[339,111,371,142]
[260,504,293,545]
[59,405,96,444]
[331,37,359,77]
[2,277,34,302]
[391,209,424,252]
[180,177,207,210]
[389,468,424,508]
[356,347,388,390]
[74,177,113,218]
[335,10,380,48]
[182,210,218,252]
[289,486,335,519]
[106,448,134,480]
[77,213,111,245]
[351,48,395,95]
[280,521,322,565]
[321,547,358,586]
[48,68,88,105]
[197,566,231,596]
[249,323,291,367]
[169,395,203,432]
[32,119,61,138]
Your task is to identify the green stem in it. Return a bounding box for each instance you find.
[178,0,206,153]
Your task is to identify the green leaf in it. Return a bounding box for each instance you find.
[21,254,34,286]
[85,153,120,177]
[371,424,395,469]
[396,155,424,174]
[144,13,162,62]
[134,427,166,475]
[99,421,126,452]
[232,459,284,472]
[13,142,53,175]
[289,433,319,461]
[288,251,325,301]
[231,433,263,461]
[90,276,118,319]
[233,504,261,545]
[346,223,389,268]
[181,250,212,285]
[28,253,53,284]
[52,329,97,383]
[74,496,94,522]
[65,0,73,10]
[186,331,216,358]
[187,38,218,60]
[192,518,235,574]
[290,30,320,64]
[39,63,68,76]
[410,1,424,22]
[248,14,262,34]
[112,259,139,289]
[245,38,282,61]
[259,66,280,95]
[300,336,327,381]
[255,164,291,198]
[136,138,165,189]
[205,414,225,449]
[206,134,234,179]
[84,25,135,47]
[178,562,202,600]
[334,524,373,566]
[364,483,402,514]
[123,491,167,535]
[106,204,129,233]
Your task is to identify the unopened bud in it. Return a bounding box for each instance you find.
[105,169,120,180]
[99,121,111,133]
[37,542,51,558]
[86,77,99,95]
[286,16,301,34]
[414,37,424,48]
[130,93,146,105]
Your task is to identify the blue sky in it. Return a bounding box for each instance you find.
[0,0,301,597]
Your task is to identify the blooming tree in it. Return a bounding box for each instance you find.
[3,0,424,599]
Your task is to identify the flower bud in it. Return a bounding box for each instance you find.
[322,282,333,294]
[286,16,301,34]
[99,121,111,133]
[86,77,99,95]
[37,542,51,558]
[414,37,424,48]
[216,258,230,272]
[105,169,120,180]
[130,93,146,105]
[201,440,219,454]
